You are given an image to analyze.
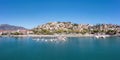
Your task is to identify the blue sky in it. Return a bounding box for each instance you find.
[0,0,120,29]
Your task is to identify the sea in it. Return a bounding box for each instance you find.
[0,36,120,60]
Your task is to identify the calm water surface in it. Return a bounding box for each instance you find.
[0,37,120,60]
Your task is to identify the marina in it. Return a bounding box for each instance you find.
[32,36,67,42]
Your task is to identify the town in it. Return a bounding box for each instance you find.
[32,22,120,35]
[0,30,33,35]
[0,22,120,36]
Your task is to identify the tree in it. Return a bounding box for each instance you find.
[80,29,88,35]
[11,32,23,35]
[73,30,80,34]
[106,30,117,35]
[91,29,99,34]
[40,29,53,35]
[73,24,78,26]
[32,30,41,35]
[55,29,64,34]
[1,33,8,35]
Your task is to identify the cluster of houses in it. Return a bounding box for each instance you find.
[91,24,120,32]
[1,22,120,35]
[0,30,34,35]
[36,22,92,32]
[33,22,120,35]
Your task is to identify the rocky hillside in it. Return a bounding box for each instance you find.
[0,24,27,30]
[32,22,120,35]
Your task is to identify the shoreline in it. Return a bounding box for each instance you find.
[1,34,119,38]
[10,34,95,37]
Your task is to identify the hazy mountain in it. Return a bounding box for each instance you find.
[0,24,27,30]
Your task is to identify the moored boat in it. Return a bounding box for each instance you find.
[95,35,109,38]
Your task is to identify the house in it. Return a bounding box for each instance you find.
[18,30,28,35]
[0,30,9,35]
[0,30,3,35]
[27,30,34,35]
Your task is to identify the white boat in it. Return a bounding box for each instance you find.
[57,36,67,40]
[95,35,106,38]
[95,36,100,38]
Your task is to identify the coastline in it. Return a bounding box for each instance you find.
[9,34,95,37]
[0,34,119,38]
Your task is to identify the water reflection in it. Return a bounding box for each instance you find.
[0,37,120,60]
[32,37,67,43]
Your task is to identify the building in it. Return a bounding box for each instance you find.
[27,30,34,35]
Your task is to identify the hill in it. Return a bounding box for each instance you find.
[32,22,120,35]
[0,24,27,30]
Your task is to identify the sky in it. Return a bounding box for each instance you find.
[0,0,120,29]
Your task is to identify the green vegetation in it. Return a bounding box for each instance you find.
[33,29,54,35]
[91,30,99,34]
[106,30,117,35]
[1,33,8,35]
[11,32,23,35]
[73,24,78,26]
[80,29,88,35]
[32,22,120,35]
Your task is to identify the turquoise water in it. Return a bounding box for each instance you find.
[0,37,120,60]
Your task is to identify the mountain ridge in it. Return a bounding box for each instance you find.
[0,24,27,30]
